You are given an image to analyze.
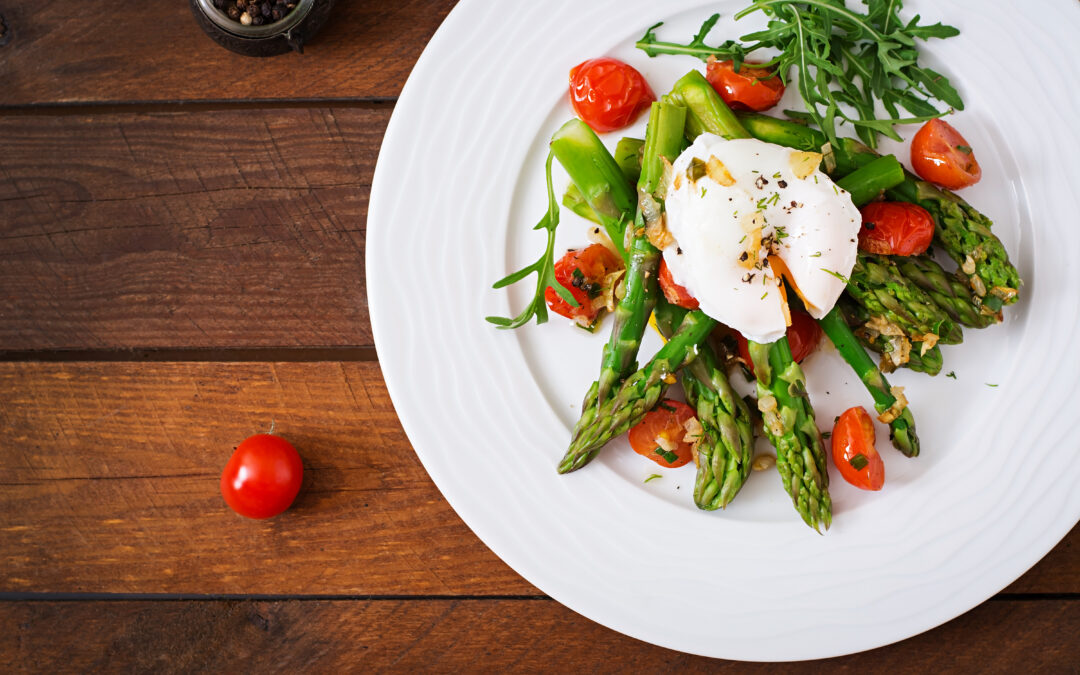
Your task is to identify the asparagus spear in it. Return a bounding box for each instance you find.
[848,254,963,345]
[839,297,943,375]
[736,112,1021,303]
[654,301,755,510]
[747,339,831,532]
[560,310,717,473]
[896,254,1000,328]
[592,102,686,403]
[818,308,920,457]
[550,119,637,261]
[563,137,644,224]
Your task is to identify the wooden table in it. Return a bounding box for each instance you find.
[0,1,1076,670]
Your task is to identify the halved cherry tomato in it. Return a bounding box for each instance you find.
[705,58,785,112]
[221,433,303,519]
[910,118,981,190]
[628,399,697,468]
[569,58,656,133]
[858,202,935,256]
[735,309,822,376]
[545,244,623,329]
[831,407,885,491]
[658,257,699,310]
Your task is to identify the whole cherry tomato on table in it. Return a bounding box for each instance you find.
[658,257,699,310]
[858,202,936,256]
[831,407,885,491]
[910,118,981,190]
[221,433,303,519]
[628,399,697,468]
[705,58,785,112]
[569,57,656,133]
[545,244,623,329]
[735,309,822,376]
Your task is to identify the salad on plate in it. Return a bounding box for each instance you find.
[487,0,1021,533]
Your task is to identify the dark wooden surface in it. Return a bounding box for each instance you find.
[0,0,1076,671]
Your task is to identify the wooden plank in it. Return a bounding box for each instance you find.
[0,108,384,350]
[0,0,457,106]
[2,598,1077,671]
[0,362,530,595]
[0,362,1075,597]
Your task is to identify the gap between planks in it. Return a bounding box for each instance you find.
[0,98,397,116]
[0,347,378,363]
[1,592,1073,603]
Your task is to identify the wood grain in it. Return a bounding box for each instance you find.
[0,362,530,595]
[2,598,1077,672]
[0,108,384,351]
[0,362,1075,597]
[0,0,457,106]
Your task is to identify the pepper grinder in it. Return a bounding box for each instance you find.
[190,0,335,57]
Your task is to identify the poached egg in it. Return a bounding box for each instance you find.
[662,133,861,343]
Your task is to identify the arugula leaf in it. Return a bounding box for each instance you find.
[486,152,578,329]
[635,0,963,148]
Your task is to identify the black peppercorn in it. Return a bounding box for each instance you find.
[251,14,265,25]
[271,7,283,20]
[227,5,241,19]
[261,2,272,17]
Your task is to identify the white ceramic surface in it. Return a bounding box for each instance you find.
[368,0,1080,660]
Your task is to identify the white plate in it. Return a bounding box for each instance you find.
[368,0,1080,661]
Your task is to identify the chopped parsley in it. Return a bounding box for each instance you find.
[849,454,869,471]
[644,474,662,484]
[654,447,680,464]
[820,268,850,283]
[956,144,972,154]
[986,383,999,388]
[946,371,957,379]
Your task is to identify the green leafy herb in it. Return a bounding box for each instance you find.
[654,447,681,464]
[849,453,869,470]
[644,473,662,483]
[659,401,677,413]
[946,371,957,379]
[986,383,998,388]
[956,144,972,154]
[636,1,962,148]
[820,268,850,283]
[486,152,578,328]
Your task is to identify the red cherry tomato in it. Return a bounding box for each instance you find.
[545,244,623,329]
[221,433,303,519]
[705,58,785,112]
[735,309,822,376]
[658,257,699,310]
[831,407,885,491]
[628,399,697,468]
[858,202,935,256]
[569,57,656,133]
[910,118,981,190]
